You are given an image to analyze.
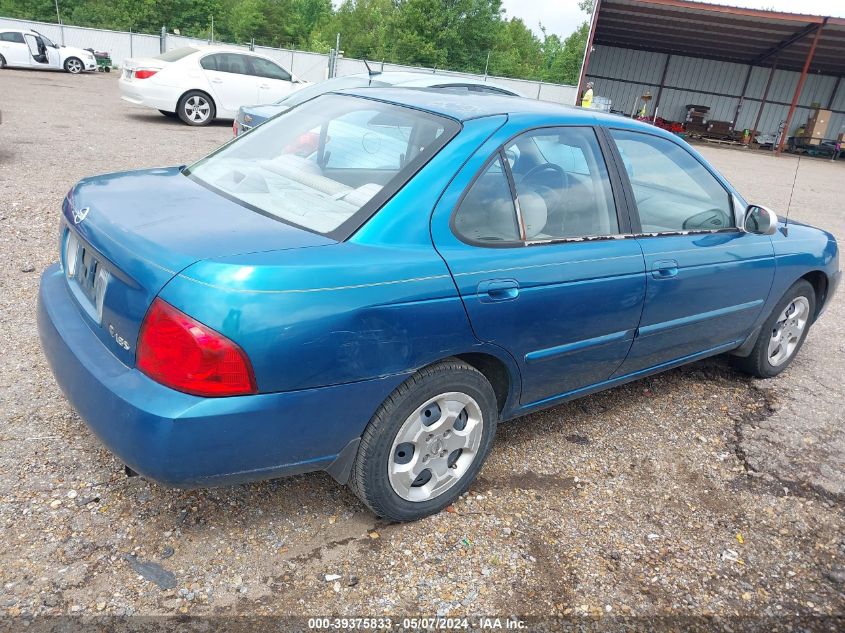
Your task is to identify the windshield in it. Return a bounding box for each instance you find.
[276,76,389,108]
[187,94,458,238]
[38,33,56,47]
[156,47,198,62]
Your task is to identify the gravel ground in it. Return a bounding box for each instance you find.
[0,70,843,627]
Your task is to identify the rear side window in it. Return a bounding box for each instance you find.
[249,57,291,81]
[201,53,250,75]
[610,129,733,232]
[507,127,618,240]
[0,32,26,44]
[454,127,620,245]
[454,157,520,244]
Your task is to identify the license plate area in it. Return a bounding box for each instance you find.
[64,231,109,323]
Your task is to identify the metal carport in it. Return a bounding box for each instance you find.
[578,0,845,152]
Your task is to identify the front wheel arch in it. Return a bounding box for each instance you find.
[64,56,83,73]
[801,270,829,321]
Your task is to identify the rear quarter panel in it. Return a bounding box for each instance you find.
[159,114,517,395]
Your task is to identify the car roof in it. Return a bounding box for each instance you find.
[336,87,575,122]
[344,71,515,92]
[333,87,671,136]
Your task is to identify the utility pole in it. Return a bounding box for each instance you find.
[210,15,214,44]
[54,0,65,44]
[484,51,490,79]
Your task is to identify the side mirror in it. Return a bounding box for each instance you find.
[743,204,778,235]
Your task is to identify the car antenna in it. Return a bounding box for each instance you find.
[784,153,802,234]
[363,59,381,78]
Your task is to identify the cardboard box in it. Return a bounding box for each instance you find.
[806,108,831,139]
[837,132,845,143]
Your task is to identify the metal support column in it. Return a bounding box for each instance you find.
[577,0,602,106]
[777,18,827,154]
[827,75,842,110]
[732,64,754,126]
[752,58,778,138]
[653,54,672,115]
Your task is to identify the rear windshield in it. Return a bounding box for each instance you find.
[155,47,198,62]
[186,94,458,239]
[277,76,389,107]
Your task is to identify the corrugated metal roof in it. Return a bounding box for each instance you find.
[594,0,845,76]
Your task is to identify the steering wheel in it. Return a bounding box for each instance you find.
[518,163,568,229]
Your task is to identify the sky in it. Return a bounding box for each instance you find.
[500,0,845,39]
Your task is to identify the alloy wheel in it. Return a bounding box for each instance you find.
[184,96,211,124]
[768,296,810,367]
[388,391,483,502]
[66,58,82,74]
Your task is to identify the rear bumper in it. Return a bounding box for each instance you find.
[37,264,403,487]
[118,77,178,112]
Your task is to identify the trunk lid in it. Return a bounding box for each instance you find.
[62,166,333,365]
[120,56,168,80]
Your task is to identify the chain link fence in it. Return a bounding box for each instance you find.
[0,16,578,104]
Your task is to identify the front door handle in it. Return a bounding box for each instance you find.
[477,279,520,303]
[652,259,679,279]
[210,78,223,84]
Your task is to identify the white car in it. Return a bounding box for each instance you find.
[0,29,97,74]
[119,46,309,126]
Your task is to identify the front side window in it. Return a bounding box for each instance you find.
[506,127,619,240]
[249,56,291,81]
[187,94,457,238]
[610,129,733,232]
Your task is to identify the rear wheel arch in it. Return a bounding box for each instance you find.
[177,89,216,126]
[454,352,513,414]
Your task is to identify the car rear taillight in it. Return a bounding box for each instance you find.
[134,69,158,79]
[137,298,257,397]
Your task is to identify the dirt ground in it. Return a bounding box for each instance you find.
[0,69,843,629]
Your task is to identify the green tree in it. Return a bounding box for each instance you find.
[0,0,592,85]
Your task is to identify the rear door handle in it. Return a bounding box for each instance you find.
[259,83,270,89]
[210,78,223,84]
[477,279,520,303]
[652,259,679,279]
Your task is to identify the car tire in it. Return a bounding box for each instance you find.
[349,359,498,522]
[0,55,6,70]
[158,110,178,118]
[732,279,816,378]
[64,57,83,74]
[177,91,216,126]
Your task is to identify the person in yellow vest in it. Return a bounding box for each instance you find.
[581,82,594,108]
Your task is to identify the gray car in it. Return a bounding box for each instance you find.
[233,70,521,136]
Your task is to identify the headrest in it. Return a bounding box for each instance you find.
[519,192,548,239]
